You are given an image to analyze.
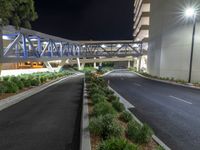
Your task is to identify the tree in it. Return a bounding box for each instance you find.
[0,0,38,29]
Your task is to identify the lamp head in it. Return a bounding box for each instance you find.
[185,7,196,17]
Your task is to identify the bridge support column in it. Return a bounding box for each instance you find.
[93,57,97,69]
[136,57,142,72]
[128,61,131,68]
[56,59,68,72]
[44,61,54,72]
[76,58,82,70]
[81,63,85,70]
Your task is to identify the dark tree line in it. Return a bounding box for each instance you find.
[0,0,37,29]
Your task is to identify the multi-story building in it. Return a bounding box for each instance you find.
[133,0,150,42]
[134,0,200,82]
[133,0,150,71]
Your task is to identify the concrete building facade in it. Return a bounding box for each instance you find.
[134,0,200,82]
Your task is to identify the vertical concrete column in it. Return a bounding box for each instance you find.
[128,61,131,68]
[56,59,68,72]
[76,58,81,70]
[93,57,97,68]
[44,61,54,72]
[136,57,142,72]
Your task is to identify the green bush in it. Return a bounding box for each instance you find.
[91,93,107,104]
[93,101,116,117]
[89,114,122,139]
[3,81,19,93]
[9,76,24,90]
[120,111,133,123]
[40,76,47,83]
[156,146,165,150]
[0,82,7,94]
[112,100,125,112]
[30,77,41,86]
[107,94,119,102]
[127,122,153,144]
[97,138,138,150]
[89,87,106,97]
[21,78,31,87]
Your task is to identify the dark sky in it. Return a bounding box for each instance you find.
[32,0,133,41]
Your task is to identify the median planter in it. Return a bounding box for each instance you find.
[85,72,163,150]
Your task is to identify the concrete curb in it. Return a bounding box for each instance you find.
[0,73,83,112]
[80,80,91,150]
[108,86,171,150]
[108,86,135,109]
[134,71,200,90]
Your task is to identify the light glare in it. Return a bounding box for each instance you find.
[185,8,196,17]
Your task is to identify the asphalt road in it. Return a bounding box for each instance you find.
[105,70,200,150]
[0,76,83,150]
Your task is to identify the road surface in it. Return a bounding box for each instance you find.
[106,70,200,150]
[0,76,83,150]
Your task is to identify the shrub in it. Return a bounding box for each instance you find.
[40,76,47,83]
[112,100,125,112]
[93,101,116,117]
[89,114,122,139]
[91,93,107,104]
[89,87,106,97]
[120,111,133,123]
[9,76,24,90]
[127,122,153,144]
[0,82,7,94]
[21,78,31,87]
[156,146,165,150]
[30,77,41,86]
[3,81,19,93]
[97,138,138,150]
[107,94,119,102]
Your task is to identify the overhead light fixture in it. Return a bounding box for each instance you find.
[185,7,196,17]
[101,44,106,48]
[117,44,122,48]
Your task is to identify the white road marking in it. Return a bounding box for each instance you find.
[134,83,142,87]
[169,95,192,105]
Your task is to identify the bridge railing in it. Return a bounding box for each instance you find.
[1,26,146,63]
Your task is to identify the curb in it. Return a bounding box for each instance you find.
[0,73,83,112]
[80,80,91,150]
[108,86,171,150]
[133,71,200,90]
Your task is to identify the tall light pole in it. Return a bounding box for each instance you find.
[0,18,3,75]
[185,8,197,83]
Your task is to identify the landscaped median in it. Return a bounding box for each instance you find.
[0,71,72,100]
[84,72,164,150]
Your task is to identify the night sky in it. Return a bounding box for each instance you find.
[32,0,133,41]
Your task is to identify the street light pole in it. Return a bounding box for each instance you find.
[188,15,196,83]
[0,18,3,75]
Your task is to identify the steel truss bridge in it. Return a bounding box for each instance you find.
[0,26,146,63]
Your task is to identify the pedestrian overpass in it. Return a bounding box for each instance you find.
[0,25,147,71]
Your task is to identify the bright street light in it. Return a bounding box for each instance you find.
[184,7,198,83]
[185,7,196,17]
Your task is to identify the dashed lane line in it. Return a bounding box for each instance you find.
[169,95,192,105]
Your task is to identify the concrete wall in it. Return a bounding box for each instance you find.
[148,0,200,82]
